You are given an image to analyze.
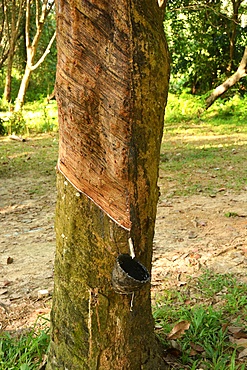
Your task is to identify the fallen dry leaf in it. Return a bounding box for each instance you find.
[238,348,247,359]
[165,347,182,357]
[190,342,204,352]
[222,323,229,333]
[228,326,247,339]
[167,320,190,340]
[189,342,205,356]
[218,187,226,192]
[189,252,201,260]
[229,336,247,348]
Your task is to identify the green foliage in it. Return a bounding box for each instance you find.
[40,104,56,132]
[196,270,236,298]
[22,99,58,134]
[165,89,203,123]
[153,270,247,369]
[0,319,49,369]
[0,98,58,136]
[165,0,247,94]
[0,2,56,105]
[224,212,239,218]
[28,11,57,100]
[6,111,27,135]
[0,117,7,135]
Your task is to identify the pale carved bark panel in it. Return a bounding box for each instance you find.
[57,1,132,229]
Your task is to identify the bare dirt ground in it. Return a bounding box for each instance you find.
[0,176,56,330]
[153,191,247,289]
[0,173,246,331]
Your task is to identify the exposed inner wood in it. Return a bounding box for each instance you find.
[57,2,132,229]
[56,1,169,233]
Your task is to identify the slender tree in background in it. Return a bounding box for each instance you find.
[46,0,170,369]
[3,0,26,103]
[206,46,247,108]
[226,0,244,72]
[14,0,55,111]
[0,0,9,70]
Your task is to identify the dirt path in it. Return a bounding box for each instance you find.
[153,192,247,289]
[0,173,246,330]
[0,176,56,330]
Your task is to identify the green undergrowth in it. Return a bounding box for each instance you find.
[2,271,247,369]
[0,98,58,135]
[153,270,247,369]
[0,317,50,370]
[160,92,247,197]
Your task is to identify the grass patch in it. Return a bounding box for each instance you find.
[23,100,58,134]
[153,270,247,369]
[0,134,58,195]
[0,134,58,177]
[0,318,50,370]
[2,271,246,369]
[160,93,247,197]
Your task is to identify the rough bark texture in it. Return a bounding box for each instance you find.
[47,174,167,370]
[206,46,247,109]
[47,0,170,369]
[56,0,169,230]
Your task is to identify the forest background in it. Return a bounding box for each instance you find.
[0,0,247,125]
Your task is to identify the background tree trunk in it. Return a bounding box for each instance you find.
[3,46,15,102]
[14,64,32,111]
[205,46,247,109]
[14,0,55,111]
[226,0,241,73]
[46,0,170,369]
[3,0,25,103]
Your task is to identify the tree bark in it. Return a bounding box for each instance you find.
[46,0,170,369]
[205,46,247,109]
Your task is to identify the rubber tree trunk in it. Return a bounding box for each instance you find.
[46,0,170,369]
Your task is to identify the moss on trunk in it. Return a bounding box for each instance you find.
[47,0,169,368]
[47,173,166,369]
